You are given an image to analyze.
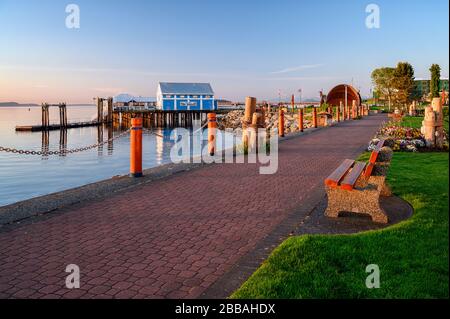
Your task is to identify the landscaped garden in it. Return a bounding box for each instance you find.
[232,151,449,298]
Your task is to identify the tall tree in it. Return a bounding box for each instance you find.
[430,64,441,98]
[393,62,415,106]
[371,67,396,110]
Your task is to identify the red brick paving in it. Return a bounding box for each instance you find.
[0,115,386,299]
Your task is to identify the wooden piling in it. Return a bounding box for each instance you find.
[244,97,257,124]
[96,98,103,123]
[107,97,113,123]
[313,106,318,128]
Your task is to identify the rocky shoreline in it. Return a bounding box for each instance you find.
[217,110,315,134]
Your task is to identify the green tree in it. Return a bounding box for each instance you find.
[430,64,441,98]
[371,67,396,110]
[393,62,415,107]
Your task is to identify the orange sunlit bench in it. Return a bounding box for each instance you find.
[324,139,392,224]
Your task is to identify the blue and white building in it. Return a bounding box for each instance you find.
[156,82,218,111]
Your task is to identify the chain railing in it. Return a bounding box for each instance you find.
[0,120,220,157]
[0,129,131,156]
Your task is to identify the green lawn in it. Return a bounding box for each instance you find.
[400,114,449,131]
[232,152,449,299]
[399,116,423,129]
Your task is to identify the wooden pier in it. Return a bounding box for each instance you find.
[113,109,232,129]
[15,97,237,132]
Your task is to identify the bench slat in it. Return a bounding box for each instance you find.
[341,161,367,191]
[325,159,355,188]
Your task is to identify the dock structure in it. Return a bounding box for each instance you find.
[15,99,114,132]
[113,109,226,129]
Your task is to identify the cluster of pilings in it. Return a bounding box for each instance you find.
[95,97,113,123]
[41,104,50,128]
[242,97,267,148]
[41,103,68,128]
[113,111,209,129]
[31,100,112,132]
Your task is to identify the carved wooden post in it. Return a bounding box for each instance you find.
[422,106,436,147]
[432,98,444,148]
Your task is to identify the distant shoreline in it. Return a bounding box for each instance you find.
[0,103,95,107]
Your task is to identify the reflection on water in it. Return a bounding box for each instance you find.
[0,106,236,207]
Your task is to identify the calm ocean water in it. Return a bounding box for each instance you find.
[0,106,233,207]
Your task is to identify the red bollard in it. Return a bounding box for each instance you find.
[208,113,217,156]
[130,117,143,178]
[278,108,285,137]
[299,108,304,132]
[313,107,318,128]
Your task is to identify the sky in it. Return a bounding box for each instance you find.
[0,0,448,103]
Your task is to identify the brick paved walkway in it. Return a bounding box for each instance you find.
[0,114,386,299]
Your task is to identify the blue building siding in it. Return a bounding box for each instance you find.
[160,98,217,111]
[162,99,175,111]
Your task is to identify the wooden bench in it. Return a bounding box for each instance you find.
[324,139,392,224]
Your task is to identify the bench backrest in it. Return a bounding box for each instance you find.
[364,139,385,178]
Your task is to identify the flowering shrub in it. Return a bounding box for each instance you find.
[369,122,427,152]
[377,124,423,139]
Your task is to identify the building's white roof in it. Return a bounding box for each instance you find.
[114,94,156,103]
[159,82,214,95]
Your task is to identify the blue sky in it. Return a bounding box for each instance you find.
[0,0,448,103]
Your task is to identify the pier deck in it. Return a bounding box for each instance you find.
[0,114,387,299]
[15,121,106,132]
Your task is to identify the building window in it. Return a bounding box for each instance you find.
[165,95,173,98]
